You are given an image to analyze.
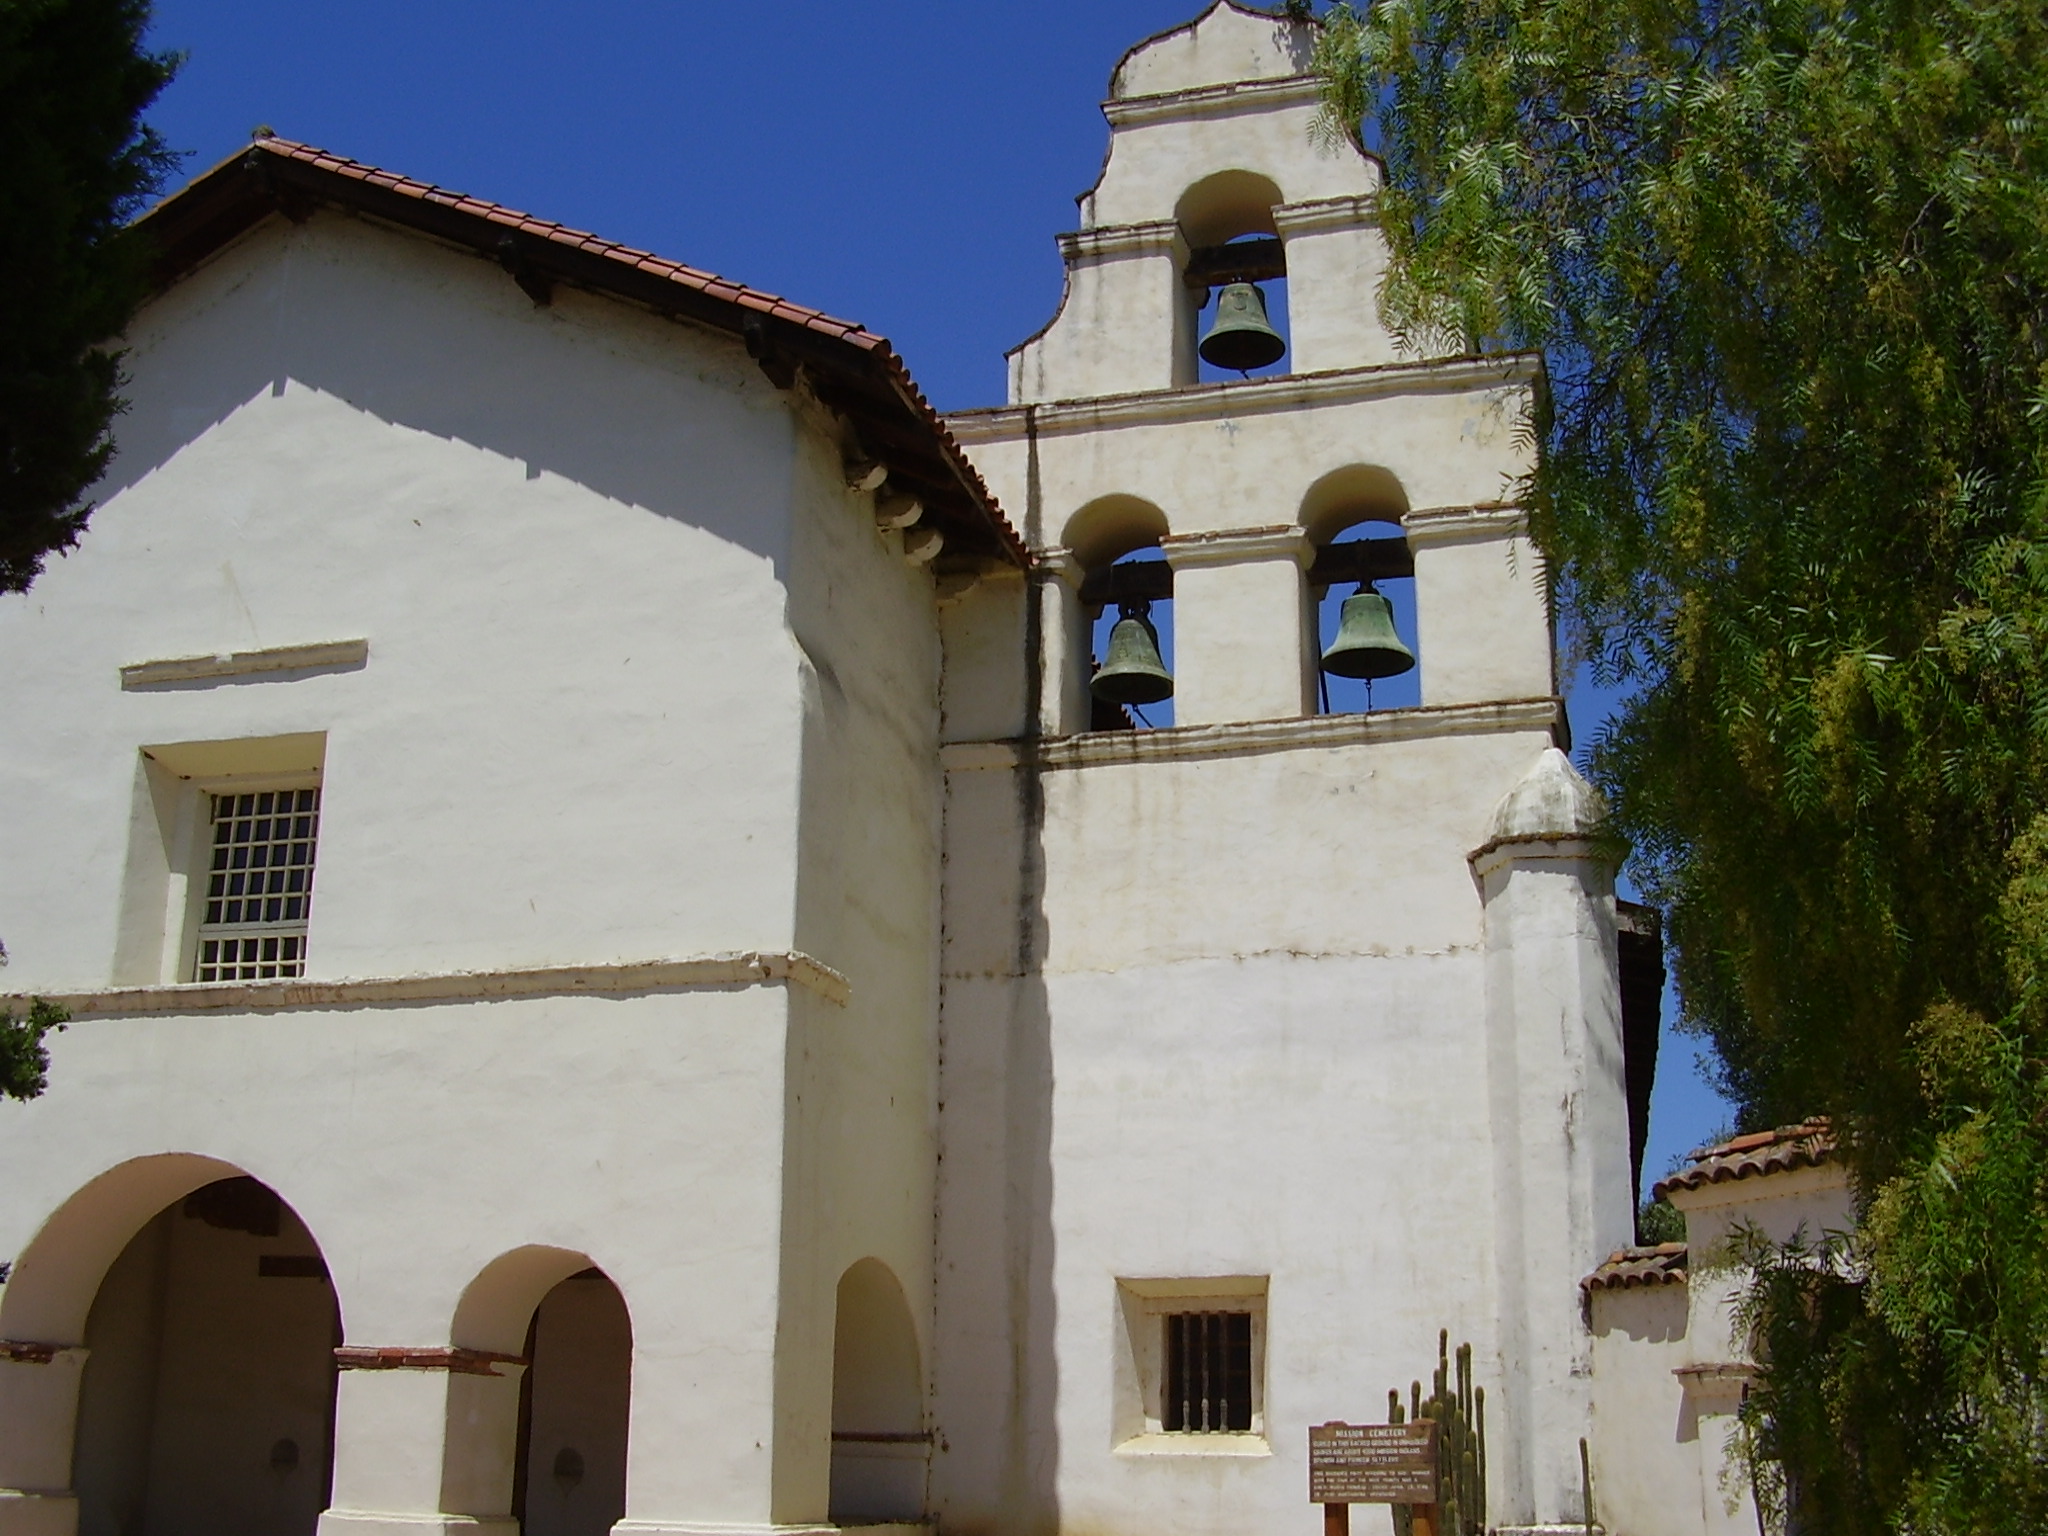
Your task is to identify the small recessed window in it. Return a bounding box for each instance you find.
[1164,1311,1253,1432]
[1115,1277,1268,1452]
[193,787,320,981]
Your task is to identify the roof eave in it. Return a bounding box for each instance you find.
[133,142,1027,569]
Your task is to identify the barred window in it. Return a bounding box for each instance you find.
[193,787,320,982]
[1163,1311,1253,1433]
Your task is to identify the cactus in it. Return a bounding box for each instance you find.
[1390,1330,1487,1536]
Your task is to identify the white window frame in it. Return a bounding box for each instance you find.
[1113,1276,1270,1456]
[114,735,328,985]
[185,777,323,983]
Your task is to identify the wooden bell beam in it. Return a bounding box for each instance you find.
[1078,537,1415,610]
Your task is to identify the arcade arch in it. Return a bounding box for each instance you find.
[1302,466,1422,713]
[0,1156,342,1536]
[448,1246,632,1536]
[828,1258,926,1526]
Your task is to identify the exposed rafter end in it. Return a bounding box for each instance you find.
[496,235,555,307]
[743,314,799,390]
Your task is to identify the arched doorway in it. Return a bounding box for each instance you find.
[67,1172,340,1536]
[828,1259,926,1526]
[511,1269,632,1536]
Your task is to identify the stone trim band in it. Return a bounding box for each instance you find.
[943,697,1563,773]
[334,1347,527,1377]
[3,951,852,1019]
[120,638,370,689]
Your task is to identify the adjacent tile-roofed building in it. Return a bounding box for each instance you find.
[137,136,1027,568]
[1582,1242,1688,1293]
[1652,1120,1835,1200]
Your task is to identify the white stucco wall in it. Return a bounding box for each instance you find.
[0,212,808,991]
[0,203,941,1536]
[1588,1285,1692,1536]
[776,403,946,1524]
[933,13,1613,1535]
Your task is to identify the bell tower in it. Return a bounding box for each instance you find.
[933,6,1634,1536]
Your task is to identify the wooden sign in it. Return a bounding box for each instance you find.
[1309,1420,1438,1505]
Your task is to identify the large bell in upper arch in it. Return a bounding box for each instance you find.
[1090,602,1174,706]
[1198,282,1286,372]
[1320,583,1417,681]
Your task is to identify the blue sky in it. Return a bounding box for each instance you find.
[140,0,1734,1200]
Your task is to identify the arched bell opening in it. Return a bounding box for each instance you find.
[1302,466,1421,714]
[509,1267,632,1536]
[1065,495,1176,732]
[1174,169,1291,387]
[828,1258,927,1527]
[56,1168,342,1536]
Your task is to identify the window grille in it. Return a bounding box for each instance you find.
[1163,1311,1252,1432]
[193,788,320,982]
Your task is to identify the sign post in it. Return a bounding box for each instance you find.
[1309,1421,1440,1536]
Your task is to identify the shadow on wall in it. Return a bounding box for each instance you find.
[97,216,797,572]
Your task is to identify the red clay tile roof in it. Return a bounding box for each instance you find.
[134,138,1025,567]
[1582,1242,1688,1292]
[1652,1120,1835,1201]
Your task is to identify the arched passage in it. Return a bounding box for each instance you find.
[0,1157,342,1536]
[451,1251,631,1536]
[1302,465,1422,713]
[828,1258,925,1526]
[1176,169,1292,385]
[1064,495,1176,731]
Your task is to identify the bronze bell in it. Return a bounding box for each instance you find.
[1199,282,1287,372]
[1091,601,1174,706]
[1321,583,1417,680]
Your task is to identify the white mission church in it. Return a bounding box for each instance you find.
[0,8,1849,1536]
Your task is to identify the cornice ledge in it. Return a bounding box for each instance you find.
[1038,547,1086,588]
[1104,73,1324,127]
[941,697,1561,774]
[1058,220,1184,263]
[1468,833,1608,881]
[1273,195,1381,235]
[1404,502,1528,545]
[943,354,1540,442]
[1673,1361,1758,1385]
[4,952,851,1017]
[1160,525,1312,568]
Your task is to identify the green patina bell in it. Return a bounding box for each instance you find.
[1091,602,1174,706]
[1198,282,1286,372]
[1321,583,1417,680]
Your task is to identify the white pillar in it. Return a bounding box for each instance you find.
[1406,505,1554,708]
[1470,749,1632,1531]
[318,1357,524,1536]
[1272,197,1401,375]
[1036,549,1092,737]
[0,1348,88,1536]
[1161,526,1315,727]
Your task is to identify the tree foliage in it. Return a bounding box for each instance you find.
[0,996,67,1102]
[1313,0,2048,1528]
[0,0,178,594]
